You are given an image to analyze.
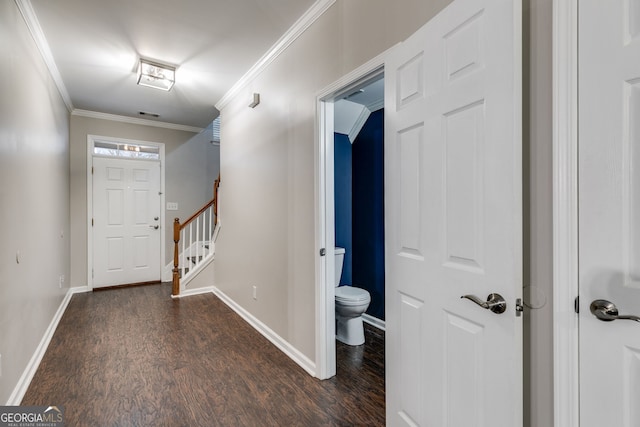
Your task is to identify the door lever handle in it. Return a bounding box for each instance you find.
[461,293,507,314]
[590,299,640,322]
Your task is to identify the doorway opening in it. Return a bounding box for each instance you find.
[315,57,385,380]
[87,135,166,289]
[334,76,386,328]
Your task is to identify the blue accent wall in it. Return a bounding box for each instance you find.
[352,110,385,320]
[334,132,352,286]
[334,110,385,321]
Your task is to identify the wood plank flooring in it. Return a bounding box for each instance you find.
[22,283,385,426]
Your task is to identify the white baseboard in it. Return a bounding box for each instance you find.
[6,286,89,405]
[211,287,317,377]
[171,286,215,299]
[362,313,385,331]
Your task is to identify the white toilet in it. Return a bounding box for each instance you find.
[334,247,371,345]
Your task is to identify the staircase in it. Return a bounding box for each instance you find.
[172,175,221,296]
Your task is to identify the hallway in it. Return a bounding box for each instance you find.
[21,283,385,426]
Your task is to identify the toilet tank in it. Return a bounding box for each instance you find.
[334,247,345,287]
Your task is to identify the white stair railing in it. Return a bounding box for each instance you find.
[172,175,220,296]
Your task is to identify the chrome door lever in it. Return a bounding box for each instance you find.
[461,293,507,314]
[590,299,640,322]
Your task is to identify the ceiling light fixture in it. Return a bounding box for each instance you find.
[137,59,175,91]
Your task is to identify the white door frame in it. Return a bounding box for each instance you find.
[86,134,166,290]
[552,0,580,425]
[314,51,388,379]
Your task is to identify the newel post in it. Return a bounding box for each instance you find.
[172,218,181,296]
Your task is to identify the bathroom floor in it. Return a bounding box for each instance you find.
[334,322,386,423]
[336,322,385,389]
[21,282,386,426]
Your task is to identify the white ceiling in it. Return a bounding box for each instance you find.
[28,0,317,129]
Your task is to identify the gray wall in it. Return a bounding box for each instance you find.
[69,116,219,286]
[216,0,554,426]
[0,1,70,403]
[215,0,455,367]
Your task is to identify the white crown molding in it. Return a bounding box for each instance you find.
[348,107,371,143]
[72,109,203,133]
[215,0,336,110]
[367,98,384,112]
[15,0,73,112]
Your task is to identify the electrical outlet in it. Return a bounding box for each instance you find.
[252,285,257,300]
[59,275,65,288]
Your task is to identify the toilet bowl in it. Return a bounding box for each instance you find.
[335,247,371,346]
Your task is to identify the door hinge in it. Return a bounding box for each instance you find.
[319,248,326,256]
[574,296,579,313]
[91,218,94,226]
[91,166,94,174]
[515,298,524,317]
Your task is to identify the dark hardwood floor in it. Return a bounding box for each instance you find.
[22,283,385,426]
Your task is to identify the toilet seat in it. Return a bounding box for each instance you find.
[335,286,370,305]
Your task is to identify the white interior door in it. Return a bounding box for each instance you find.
[578,0,640,424]
[385,0,522,425]
[93,157,161,287]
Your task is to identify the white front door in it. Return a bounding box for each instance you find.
[92,157,161,287]
[578,0,640,424]
[385,0,522,425]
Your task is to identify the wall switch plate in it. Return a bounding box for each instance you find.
[166,202,179,211]
[59,275,65,288]
[252,286,257,300]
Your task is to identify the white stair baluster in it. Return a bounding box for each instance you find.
[188,222,193,274]
[195,216,201,268]
[208,206,213,255]
[181,227,186,279]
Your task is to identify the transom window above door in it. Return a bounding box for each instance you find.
[93,140,160,160]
